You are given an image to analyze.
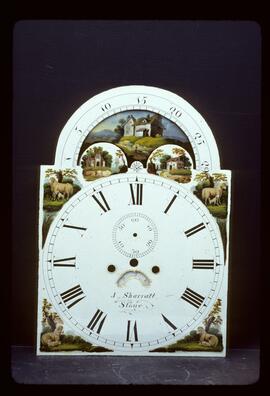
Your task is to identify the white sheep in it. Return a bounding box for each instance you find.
[56,192,65,201]
[202,182,226,206]
[50,177,74,200]
[208,195,220,206]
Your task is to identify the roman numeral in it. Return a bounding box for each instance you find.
[184,222,206,237]
[126,320,138,342]
[87,309,107,334]
[130,183,143,205]
[63,225,87,231]
[181,288,205,308]
[52,256,76,267]
[92,191,110,213]
[60,285,85,309]
[161,314,177,330]
[164,194,178,214]
[192,259,215,269]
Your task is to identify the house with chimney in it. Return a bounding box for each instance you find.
[123,115,163,137]
[166,157,185,171]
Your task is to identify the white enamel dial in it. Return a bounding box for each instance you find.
[54,85,220,171]
[42,173,224,352]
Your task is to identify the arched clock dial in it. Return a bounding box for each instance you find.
[42,173,224,353]
[54,85,220,171]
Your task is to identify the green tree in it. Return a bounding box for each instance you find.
[42,298,52,324]
[212,173,228,184]
[203,298,222,332]
[116,149,125,166]
[150,114,164,136]
[172,147,185,157]
[93,146,103,155]
[182,155,192,169]
[45,168,77,183]
[103,150,112,167]
[160,154,171,169]
[150,148,164,165]
[114,118,126,135]
[194,171,214,188]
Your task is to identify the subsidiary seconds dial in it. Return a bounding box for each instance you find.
[42,173,224,352]
[112,212,158,258]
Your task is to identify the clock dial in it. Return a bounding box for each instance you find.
[42,173,224,352]
[54,85,220,171]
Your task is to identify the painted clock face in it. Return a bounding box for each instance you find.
[54,85,220,172]
[42,173,224,352]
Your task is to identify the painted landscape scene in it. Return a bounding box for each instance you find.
[150,299,223,353]
[40,299,112,353]
[78,110,195,168]
[80,142,128,181]
[147,144,193,183]
[42,168,81,245]
[193,171,229,256]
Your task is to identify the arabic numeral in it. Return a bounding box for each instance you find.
[132,249,139,257]
[201,160,210,171]
[137,96,147,104]
[75,126,82,133]
[194,132,205,145]
[101,103,111,112]
[169,106,182,117]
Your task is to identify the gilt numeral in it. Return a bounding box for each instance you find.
[164,194,178,214]
[181,288,205,308]
[192,259,214,269]
[52,256,76,267]
[87,309,107,334]
[161,314,177,330]
[126,320,138,342]
[92,191,110,213]
[184,223,206,237]
[60,285,85,309]
[130,183,143,205]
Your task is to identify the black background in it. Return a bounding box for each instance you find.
[12,20,261,349]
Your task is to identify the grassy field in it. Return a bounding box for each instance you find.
[83,166,111,171]
[170,169,192,175]
[119,136,167,149]
[83,166,112,181]
[151,341,223,353]
[119,136,141,143]
[136,136,167,148]
[43,199,66,211]
[207,204,227,219]
[84,175,99,181]
[41,342,112,353]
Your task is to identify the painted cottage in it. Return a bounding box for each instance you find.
[86,152,106,168]
[166,157,185,170]
[123,115,163,137]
